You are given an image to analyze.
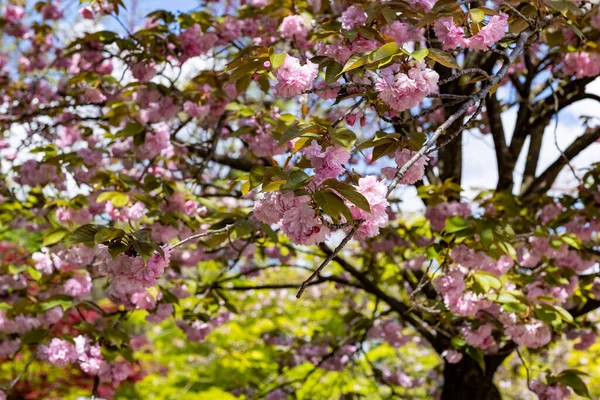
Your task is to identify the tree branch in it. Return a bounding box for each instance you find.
[522,127,600,198]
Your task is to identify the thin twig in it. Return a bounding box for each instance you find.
[171,212,253,249]
[296,222,361,298]
[10,352,35,391]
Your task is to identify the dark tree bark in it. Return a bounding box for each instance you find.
[441,358,502,400]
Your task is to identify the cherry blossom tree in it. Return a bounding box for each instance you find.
[0,0,599,398]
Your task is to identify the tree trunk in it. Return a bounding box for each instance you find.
[441,358,502,400]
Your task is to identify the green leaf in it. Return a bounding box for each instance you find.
[427,48,460,69]
[556,371,591,398]
[22,328,49,345]
[97,191,130,207]
[43,229,68,246]
[465,347,485,373]
[249,166,266,189]
[502,302,528,313]
[411,48,429,61]
[341,41,401,74]
[315,190,352,222]
[337,189,371,213]
[560,234,582,250]
[330,128,356,150]
[325,61,343,84]
[94,228,126,244]
[27,267,42,281]
[270,52,287,69]
[444,216,473,233]
[68,224,102,245]
[471,271,502,293]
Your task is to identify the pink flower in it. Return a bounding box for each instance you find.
[434,17,465,50]
[572,330,597,351]
[131,62,156,82]
[79,7,94,19]
[407,0,437,11]
[64,272,92,298]
[84,87,106,103]
[178,24,218,62]
[75,335,107,375]
[382,21,424,45]
[442,349,463,364]
[387,148,429,185]
[340,6,366,30]
[530,379,572,400]
[273,55,318,97]
[540,202,563,224]
[146,303,174,323]
[346,176,389,239]
[254,192,305,225]
[462,323,495,349]
[38,339,78,367]
[375,62,439,112]
[242,131,287,158]
[464,13,508,51]
[434,269,466,303]
[136,123,171,159]
[506,320,551,348]
[0,338,20,357]
[301,141,350,185]
[425,202,471,231]
[4,5,25,23]
[41,3,63,20]
[281,203,330,245]
[563,52,600,79]
[279,15,309,41]
[452,292,491,317]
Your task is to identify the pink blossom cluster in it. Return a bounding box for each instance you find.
[17,160,62,188]
[38,338,78,367]
[382,148,429,185]
[381,21,424,45]
[441,349,463,364]
[273,55,318,97]
[383,368,424,388]
[450,245,514,276]
[279,15,310,41]
[178,24,218,62]
[505,319,551,348]
[135,123,172,159]
[56,207,92,225]
[106,201,147,222]
[340,6,366,30]
[562,52,600,79]
[254,192,330,245]
[462,323,496,350]
[375,61,439,112]
[64,271,93,298]
[101,247,172,299]
[176,312,230,342]
[425,202,472,231]
[530,379,572,400]
[350,176,390,240]
[518,236,594,272]
[368,319,412,347]
[301,141,350,185]
[434,13,508,51]
[0,338,20,357]
[526,275,577,305]
[566,329,597,351]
